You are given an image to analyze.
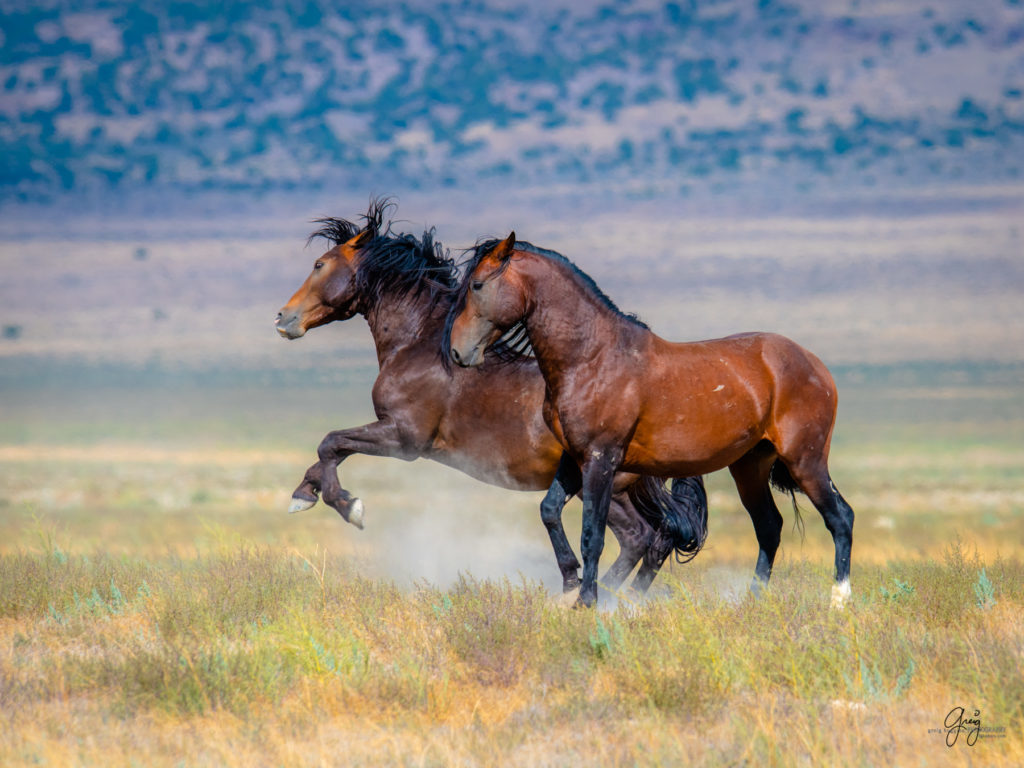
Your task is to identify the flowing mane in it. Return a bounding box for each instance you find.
[308,204,550,367]
[308,200,458,306]
[307,196,389,249]
[443,237,648,367]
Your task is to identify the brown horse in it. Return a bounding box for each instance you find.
[275,202,707,595]
[448,233,855,608]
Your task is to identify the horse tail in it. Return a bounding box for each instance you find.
[769,459,806,539]
[627,475,708,564]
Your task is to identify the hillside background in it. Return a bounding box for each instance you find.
[2,0,1023,372]
[3,0,1024,215]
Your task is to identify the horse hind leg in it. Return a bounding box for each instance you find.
[602,496,653,593]
[728,444,784,596]
[630,528,674,595]
[781,456,855,609]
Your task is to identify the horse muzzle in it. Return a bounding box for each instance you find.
[275,310,306,339]
[450,344,484,368]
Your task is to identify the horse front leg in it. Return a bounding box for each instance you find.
[577,452,618,608]
[289,419,412,529]
[539,452,584,593]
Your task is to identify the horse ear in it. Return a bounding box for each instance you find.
[348,227,373,248]
[495,231,516,261]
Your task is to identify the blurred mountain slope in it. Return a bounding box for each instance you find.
[3,0,1023,210]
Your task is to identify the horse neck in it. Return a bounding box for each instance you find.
[519,253,632,384]
[364,287,447,363]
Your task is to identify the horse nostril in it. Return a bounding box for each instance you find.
[450,347,462,364]
[275,312,283,325]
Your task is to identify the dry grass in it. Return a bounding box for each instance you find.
[0,541,1021,767]
[2,426,1023,767]
[1,367,1022,765]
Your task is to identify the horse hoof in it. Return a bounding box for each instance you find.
[347,498,365,530]
[289,496,317,514]
[557,586,580,608]
[830,579,851,610]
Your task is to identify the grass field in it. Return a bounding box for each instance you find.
[1,369,1022,767]
[2,211,1022,765]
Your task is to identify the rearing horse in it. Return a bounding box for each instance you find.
[447,233,855,609]
[275,203,708,595]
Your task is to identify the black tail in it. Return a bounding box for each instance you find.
[769,459,806,539]
[627,475,708,564]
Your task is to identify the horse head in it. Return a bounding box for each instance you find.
[275,202,391,338]
[448,231,528,367]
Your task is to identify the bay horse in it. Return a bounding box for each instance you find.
[447,233,855,608]
[275,202,708,595]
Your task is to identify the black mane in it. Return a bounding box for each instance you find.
[308,199,458,307]
[307,196,389,248]
[356,229,457,306]
[442,237,648,367]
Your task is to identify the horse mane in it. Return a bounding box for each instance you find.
[355,228,458,306]
[307,199,458,307]
[307,197,390,248]
[517,241,649,331]
[442,237,648,368]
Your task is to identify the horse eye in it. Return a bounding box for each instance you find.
[314,261,324,270]
[471,280,484,291]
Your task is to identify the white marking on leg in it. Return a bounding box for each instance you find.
[289,497,316,514]
[557,585,581,608]
[830,578,851,610]
[348,498,365,530]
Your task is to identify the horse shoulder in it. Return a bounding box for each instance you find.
[370,357,446,442]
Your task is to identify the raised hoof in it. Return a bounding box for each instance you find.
[347,498,365,530]
[288,495,317,514]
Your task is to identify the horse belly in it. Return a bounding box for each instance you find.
[621,428,759,476]
[429,378,561,491]
[621,386,767,476]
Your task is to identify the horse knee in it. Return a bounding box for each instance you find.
[539,495,563,527]
[316,437,336,463]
